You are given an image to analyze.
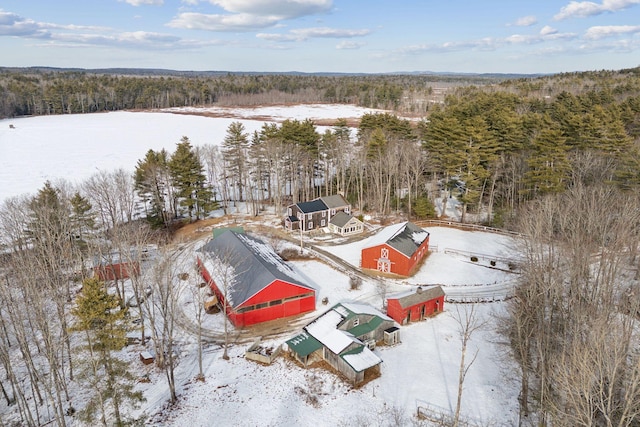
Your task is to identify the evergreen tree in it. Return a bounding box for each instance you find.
[134,149,171,227]
[71,277,143,426]
[222,122,250,203]
[169,137,215,221]
[523,116,570,196]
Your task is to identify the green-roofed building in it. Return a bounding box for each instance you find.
[285,302,399,385]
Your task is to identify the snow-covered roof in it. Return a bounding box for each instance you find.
[339,302,393,322]
[305,309,359,354]
[341,346,382,372]
[198,231,314,308]
[363,221,429,258]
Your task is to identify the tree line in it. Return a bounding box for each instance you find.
[2,65,640,425]
[0,68,488,118]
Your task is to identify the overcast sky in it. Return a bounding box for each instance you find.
[1,0,639,74]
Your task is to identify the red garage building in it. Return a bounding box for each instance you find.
[361,222,430,277]
[196,231,316,327]
[93,253,140,281]
[386,285,445,325]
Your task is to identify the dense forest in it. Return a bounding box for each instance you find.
[2,66,640,426]
[0,67,504,117]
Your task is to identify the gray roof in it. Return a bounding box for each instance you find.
[319,194,349,209]
[329,211,355,228]
[386,222,430,258]
[198,231,314,307]
[389,285,445,309]
[297,199,328,214]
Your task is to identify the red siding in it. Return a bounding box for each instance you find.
[93,262,140,281]
[386,295,444,325]
[361,235,429,277]
[197,257,315,327]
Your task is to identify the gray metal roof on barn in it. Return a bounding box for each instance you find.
[388,285,445,309]
[297,199,328,213]
[365,221,429,258]
[319,194,349,209]
[198,231,314,307]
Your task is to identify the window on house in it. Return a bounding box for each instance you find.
[255,302,268,309]
[307,213,312,220]
[322,211,326,217]
[321,220,325,226]
[308,221,313,229]
[288,208,292,216]
[353,318,360,327]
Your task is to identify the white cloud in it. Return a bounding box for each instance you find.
[168,12,280,31]
[336,41,363,49]
[540,25,558,36]
[554,0,640,20]
[206,0,332,19]
[170,0,333,32]
[0,10,49,37]
[511,15,537,27]
[584,24,640,39]
[121,0,164,5]
[257,26,370,42]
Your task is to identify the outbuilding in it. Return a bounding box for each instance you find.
[93,252,140,282]
[386,285,445,325]
[196,231,316,327]
[286,302,397,385]
[361,222,430,277]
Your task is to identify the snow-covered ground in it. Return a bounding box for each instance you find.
[163,104,389,122]
[0,104,378,202]
[124,223,521,426]
[0,107,522,425]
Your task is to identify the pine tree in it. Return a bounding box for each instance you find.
[222,122,250,203]
[523,116,570,196]
[71,277,143,426]
[169,137,215,220]
[134,148,172,227]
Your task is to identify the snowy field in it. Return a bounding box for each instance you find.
[0,104,379,202]
[0,107,522,425]
[124,224,521,426]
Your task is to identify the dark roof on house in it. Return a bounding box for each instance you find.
[198,231,314,307]
[329,211,355,228]
[319,194,349,209]
[388,285,445,309]
[297,199,328,214]
[383,222,430,258]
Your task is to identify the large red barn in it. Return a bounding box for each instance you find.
[361,222,430,277]
[196,231,316,327]
[386,285,445,325]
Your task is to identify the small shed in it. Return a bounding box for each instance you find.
[139,351,154,365]
[93,252,140,282]
[386,285,445,325]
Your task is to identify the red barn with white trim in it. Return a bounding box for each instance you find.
[361,222,430,277]
[196,231,316,327]
[386,285,445,325]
